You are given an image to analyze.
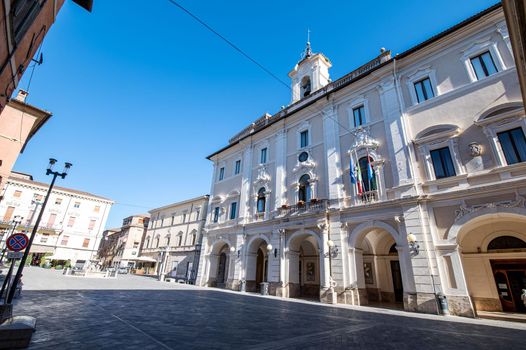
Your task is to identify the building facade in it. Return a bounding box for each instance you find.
[0,0,92,114]
[97,214,150,270]
[0,172,113,268]
[197,4,526,317]
[0,90,51,197]
[140,195,209,283]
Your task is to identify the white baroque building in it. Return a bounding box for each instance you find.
[0,172,113,267]
[196,4,526,317]
[140,195,209,283]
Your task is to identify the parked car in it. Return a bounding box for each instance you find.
[117,267,129,274]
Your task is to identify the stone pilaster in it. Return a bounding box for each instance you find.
[322,104,344,204]
[378,78,412,187]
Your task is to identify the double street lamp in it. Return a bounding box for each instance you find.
[6,159,72,303]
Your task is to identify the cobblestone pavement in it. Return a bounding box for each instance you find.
[9,268,526,349]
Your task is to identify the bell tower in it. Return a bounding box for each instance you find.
[288,39,332,103]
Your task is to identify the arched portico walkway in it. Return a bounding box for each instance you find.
[348,221,416,309]
[285,230,324,299]
[245,235,271,292]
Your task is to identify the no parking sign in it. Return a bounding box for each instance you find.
[6,233,29,252]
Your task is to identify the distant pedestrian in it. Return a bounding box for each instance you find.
[521,289,526,307]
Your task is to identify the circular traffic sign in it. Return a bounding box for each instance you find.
[6,233,29,252]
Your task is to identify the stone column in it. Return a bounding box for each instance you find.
[401,204,440,314]
[268,230,281,295]
[322,104,344,206]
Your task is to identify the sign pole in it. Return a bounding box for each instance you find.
[6,174,57,304]
[0,259,15,303]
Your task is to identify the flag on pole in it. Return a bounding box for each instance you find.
[355,152,363,194]
[350,156,357,185]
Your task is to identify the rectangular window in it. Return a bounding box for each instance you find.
[55,198,62,205]
[13,190,22,198]
[219,167,225,181]
[195,209,200,221]
[46,214,57,228]
[234,160,241,175]
[40,234,49,243]
[430,147,457,179]
[25,210,34,225]
[300,130,309,148]
[352,106,365,127]
[260,148,267,164]
[88,219,96,230]
[34,194,43,202]
[74,202,81,209]
[414,78,434,103]
[94,205,100,213]
[3,206,15,222]
[12,0,43,43]
[178,235,183,246]
[213,207,220,223]
[182,213,186,223]
[61,235,70,246]
[133,242,139,248]
[171,215,175,225]
[230,202,237,220]
[82,238,90,248]
[67,216,76,228]
[470,51,498,80]
[498,127,526,165]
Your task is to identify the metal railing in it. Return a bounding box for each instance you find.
[276,199,328,217]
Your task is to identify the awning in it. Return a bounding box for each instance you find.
[130,256,157,262]
[30,245,54,254]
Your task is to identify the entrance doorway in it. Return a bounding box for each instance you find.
[390,260,404,303]
[217,252,227,286]
[287,233,320,299]
[491,260,526,313]
[246,237,269,292]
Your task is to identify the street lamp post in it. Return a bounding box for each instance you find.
[6,159,72,303]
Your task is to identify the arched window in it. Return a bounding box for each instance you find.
[155,235,160,248]
[144,236,150,249]
[298,174,312,202]
[178,232,183,246]
[165,235,170,247]
[358,156,377,192]
[487,236,526,251]
[301,76,311,97]
[191,232,197,246]
[257,187,266,213]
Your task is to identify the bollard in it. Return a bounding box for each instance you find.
[239,280,246,293]
[436,293,449,315]
[260,282,269,296]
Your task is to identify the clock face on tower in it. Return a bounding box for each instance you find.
[298,151,309,162]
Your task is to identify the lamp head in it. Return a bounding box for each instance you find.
[47,158,57,171]
[407,233,417,243]
[64,162,73,174]
[229,246,236,253]
[266,244,273,252]
[327,240,335,248]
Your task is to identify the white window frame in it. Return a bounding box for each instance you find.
[479,113,526,167]
[297,121,312,150]
[234,159,242,175]
[461,38,506,83]
[347,97,370,129]
[415,127,464,181]
[218,166,225,182]
[406,66,439,106]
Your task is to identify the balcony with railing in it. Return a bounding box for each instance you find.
[275,199,328,217]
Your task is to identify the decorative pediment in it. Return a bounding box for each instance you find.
[351,127,379,150]
[254,165,271,188]
[292,158,316,174]
[226,190,240,198]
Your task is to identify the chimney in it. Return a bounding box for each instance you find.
[15,90,28,102]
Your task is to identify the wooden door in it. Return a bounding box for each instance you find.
[391,260,404,302]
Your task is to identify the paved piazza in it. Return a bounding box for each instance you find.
[8,267,526,349]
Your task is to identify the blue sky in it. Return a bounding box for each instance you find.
[14,0,498,228]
